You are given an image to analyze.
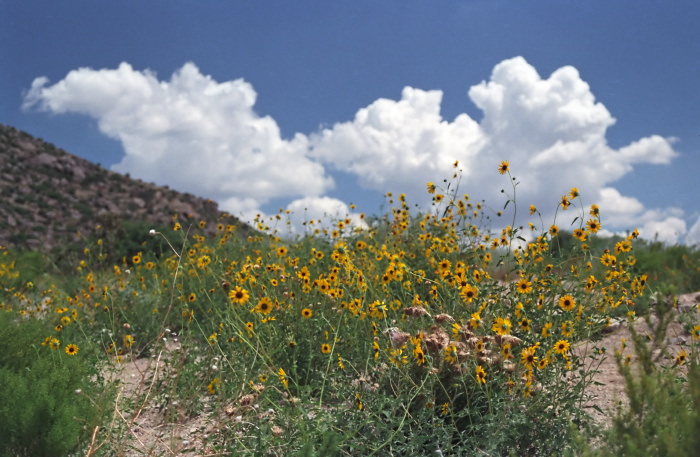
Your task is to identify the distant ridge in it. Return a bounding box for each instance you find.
[0,123,249,251]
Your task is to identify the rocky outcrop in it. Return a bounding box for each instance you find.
[0,123,249,250]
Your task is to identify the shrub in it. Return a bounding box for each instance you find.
[632,241,700,294]
[0,312,111,457]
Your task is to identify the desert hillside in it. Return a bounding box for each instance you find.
[0,123,247,251]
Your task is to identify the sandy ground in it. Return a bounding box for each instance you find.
[93,342,222,456]
[576,317,694,426]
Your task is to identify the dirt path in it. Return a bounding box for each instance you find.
[578,302,698,426]
[95,342,220,456]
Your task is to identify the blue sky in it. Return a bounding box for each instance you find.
[2,1,699,243]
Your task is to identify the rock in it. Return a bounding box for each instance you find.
[676,292,700,313]
[602,320,625,334]
[31,152,56,167]
[670,336,687,345]
[15,139,38,154]
[71,165,86,182]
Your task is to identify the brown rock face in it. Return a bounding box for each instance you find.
[0,123,251,251]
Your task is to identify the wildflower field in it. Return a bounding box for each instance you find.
[2,163,699,456]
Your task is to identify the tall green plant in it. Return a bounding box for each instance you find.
[0,312,112,457]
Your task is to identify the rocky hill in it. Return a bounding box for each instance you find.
[0,123,248,251]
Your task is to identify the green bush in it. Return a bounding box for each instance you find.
[0,312,110,457]
[632,241,700,294]
[92,216,172,264]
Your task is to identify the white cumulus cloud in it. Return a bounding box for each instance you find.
[309,86,486,190]
[22,62,333,215]
[685,216,700,246]
[639,217,687,245]
[23,57,685,243]
[284,197,368,236]
[309,56,682,242]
